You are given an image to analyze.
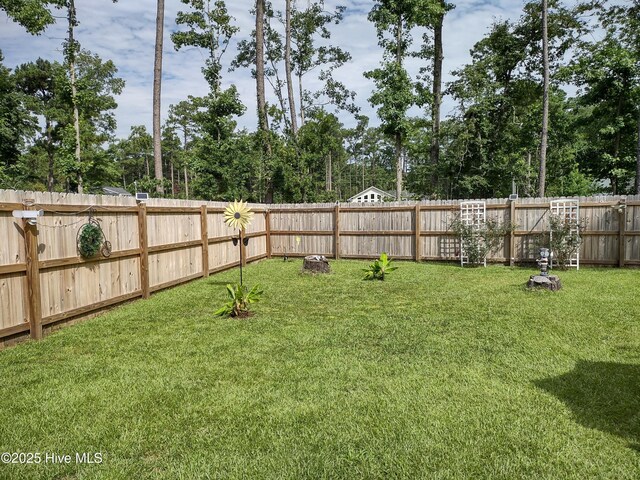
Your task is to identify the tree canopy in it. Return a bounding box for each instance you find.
[1,0,638,199]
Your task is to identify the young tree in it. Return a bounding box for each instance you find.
[172,0,239,95]
[288,2,356,125]
[111,125,153,187]
[365,0,434,200]
[161,126,182,195]
[59,50,124,192]
[297,110,345,195]
[14,59,65,191]
[172,0,243,143]
[166,98,203,200]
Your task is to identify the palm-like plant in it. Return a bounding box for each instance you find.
[363,253,398,280]
[214,283,263,317]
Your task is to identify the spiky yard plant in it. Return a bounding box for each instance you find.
[214,283,263,318]
[363,252,398,280]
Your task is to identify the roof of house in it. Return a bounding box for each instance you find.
[386,190,416,200]
[103,186,132,196]
[347,186,394,202]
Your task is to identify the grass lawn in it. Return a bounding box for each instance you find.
[1,260,639,479]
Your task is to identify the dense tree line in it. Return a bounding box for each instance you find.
[0,0,638,201]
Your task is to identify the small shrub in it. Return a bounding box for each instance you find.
[214,283,263,317]
[548,213,586,269]
[363,252,398,280]
[451,217,515,266]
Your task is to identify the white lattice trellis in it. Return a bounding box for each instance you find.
[550,199,580,269]
[459,201,486,266]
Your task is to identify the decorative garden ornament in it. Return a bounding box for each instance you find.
[224,200,254,285]
[77,209,112,259]
[527,247,561,291]
[224,200,254,230]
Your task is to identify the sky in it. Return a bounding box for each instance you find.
[0,0,528,139]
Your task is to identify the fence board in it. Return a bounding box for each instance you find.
[0,273,28,330]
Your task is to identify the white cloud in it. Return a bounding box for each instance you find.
[1,0,529,138]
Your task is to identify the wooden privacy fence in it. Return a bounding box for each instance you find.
[268,196,640,267]
[1,190,639,344]
[0,190,268,345]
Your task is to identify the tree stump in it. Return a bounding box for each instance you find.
[303,255,330,274]
[527,274,562,291]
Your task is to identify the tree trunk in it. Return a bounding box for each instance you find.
[636,106,640,194]
[153,0,165,195]
[430,9,444,191]
[395,133,403,201]
[284,0,297,136]
[181,127,188,199]
[326,151,332,191]
[67,0,82,194]
[256,0,270,148]
[267,72,288,127]
[170,159,175,195]
[395,15,403,201]
[298,74,305,126]
[45,118,54,192]
[538,0,549,198]
[256,0,272,202]
[527,151,532,196]
[184,166,189,199]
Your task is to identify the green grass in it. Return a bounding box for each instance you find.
[1,260,639,479]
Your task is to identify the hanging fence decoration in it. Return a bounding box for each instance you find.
[77,212,112,259]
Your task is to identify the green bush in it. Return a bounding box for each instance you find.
[214,283,263,317]
[451,217,514,266]
[363,253,398,280]
[548,214,586,269]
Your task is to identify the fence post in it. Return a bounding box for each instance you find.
[618,202,626,268]
[200,205,209,277]
[509,199,516,266]
[265,210,271,259]
[334,203,340,259]
[137,202,150,299]
[23,203,42,340]
[415,203,421,262]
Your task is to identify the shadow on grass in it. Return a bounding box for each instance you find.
[535,360,640,450]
